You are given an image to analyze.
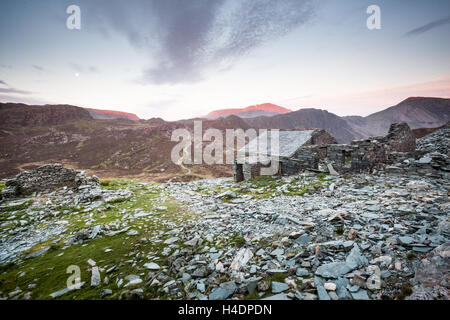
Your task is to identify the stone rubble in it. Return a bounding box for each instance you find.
[0,127,449,300]
[0,164,134,265]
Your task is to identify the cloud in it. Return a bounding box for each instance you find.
[0,81,33,95]
[0,87,33,95]
[404,16,450,37]
[32,65,44,71]
[69,63,100,74]
[86,0,315,85]
[0,94,50,105]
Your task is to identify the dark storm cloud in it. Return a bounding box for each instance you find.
[86,0,315,84]
[404,16,450,37]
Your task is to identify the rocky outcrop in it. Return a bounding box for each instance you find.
[416,122,450,156]
[407,242,450,300]
[385,124,450,179]
[0,103,92,127]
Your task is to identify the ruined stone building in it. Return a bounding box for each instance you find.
[233,129,337,182]
[233,123,417,182]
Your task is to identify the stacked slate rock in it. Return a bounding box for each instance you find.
[385,125,450,179]
[2,164,80,199]
[416,123,450,157]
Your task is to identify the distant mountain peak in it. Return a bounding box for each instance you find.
[85,108,139,120]
[205,103,292,119]
[400,96,447,104]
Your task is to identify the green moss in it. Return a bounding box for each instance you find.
[406,252,417,260]
[397,282,413,300]
[335,225,345,235]
[243,290,262,300]
[266,273,289,283]
[0,180,200,300]
[99,179,134,190]
[242,272,290,300]
[215,176,327,199]
[226,233,246,247]
[0,182,5,194]
[0,199,33,212]
[0,261,15,273]
[317,172,327,180]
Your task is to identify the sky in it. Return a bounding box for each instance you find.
[0,0,449,120]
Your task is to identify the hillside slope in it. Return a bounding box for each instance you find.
[0,103,92,127]
[245,108,362,143]
[344,97,450,137]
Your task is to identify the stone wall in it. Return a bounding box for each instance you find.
[243,162,263,180]
[326,144,354,172]
[309,129,338,146]
[233,123,420,180]
[377,122,416,153]
[232,163,244,182]
[287,146,321,173]
[386,152,450,180]
[326,123,417,173]
[1,163,96,199]
[349,139,386,172]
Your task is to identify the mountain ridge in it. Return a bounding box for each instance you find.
[1,97,448,180]
[205,103,292,119]
[85,108,140,120]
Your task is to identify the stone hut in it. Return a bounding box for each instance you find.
[232,122,418,181]
[1,163,98,199]
[326,122,416,173]
[233,129,336,182]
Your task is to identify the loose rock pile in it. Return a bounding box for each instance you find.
[0,126,449,300]
[156,169,449,300]
[386,124,450,179]
[0,164,133,264]
[2,164,94,199]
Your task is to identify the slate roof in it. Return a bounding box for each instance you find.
[237,130,315,162]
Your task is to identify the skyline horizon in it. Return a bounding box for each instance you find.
[1,93,449,122]
[1,0,450,120]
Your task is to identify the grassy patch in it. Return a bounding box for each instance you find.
[243,272,291,300]
[0,199,33,212]
[0,180,199,300]
[214,176,328,200]
[99,179,133,190]
[227,233,246,247]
